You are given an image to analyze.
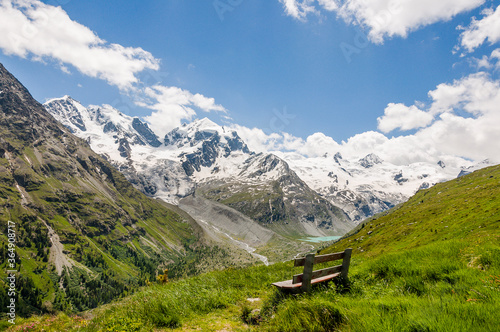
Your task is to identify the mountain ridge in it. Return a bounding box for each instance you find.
[45,97,354,239]
[44,96,490,225]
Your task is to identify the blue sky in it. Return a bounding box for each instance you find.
[1,0,500,164]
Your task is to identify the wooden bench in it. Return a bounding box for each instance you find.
[272,248,352,293]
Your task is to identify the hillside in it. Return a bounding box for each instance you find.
[9,163,499,331]
[322,162,500,257]
[0,63,254,318]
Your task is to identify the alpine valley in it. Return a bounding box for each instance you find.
[44,96,357,264]
[0,60,493,319]
[0,63,259,317]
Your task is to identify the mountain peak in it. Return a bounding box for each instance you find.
[182,117,226,136]
[359,153,383,168]
[44,96,161,149]
[164,117,249,154]
[193,117,220,129]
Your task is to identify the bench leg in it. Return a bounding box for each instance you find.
[341,248,352,279]
[301,254,315,293]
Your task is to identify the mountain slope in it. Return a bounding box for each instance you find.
[322,163,500,257]
[0,63,246,316]
[14,164,499,331]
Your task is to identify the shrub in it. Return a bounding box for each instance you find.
[143,301,180,329]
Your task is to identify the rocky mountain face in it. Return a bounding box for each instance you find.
[45,98,354,238]
[0,64,247,316]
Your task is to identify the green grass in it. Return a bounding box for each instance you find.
[7,235,499,331]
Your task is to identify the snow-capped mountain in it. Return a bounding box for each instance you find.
[45,97,353,237]
[457,159,494,178]
[277,151,477,221]
[45,96,486,226]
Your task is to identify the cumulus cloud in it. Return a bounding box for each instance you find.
[233,72,500,165]
[460,5,500,52]
[140,85,227,136]
[280,0,484,43]
[428,72,500,115]
[0,0,229,135]
[377,103,434,133]
[0,0,160,89]
[279,0,318,21]
[467,48,500,73]
[380,73,500,163]
[492,48,500,60]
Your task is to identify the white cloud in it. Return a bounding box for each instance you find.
[280,0,484,43]
[492,48,500,60]
[340,0,484,44]
[0,0,159,89]
[379,73,500,163]
[473,55,493,69]
[415,112,500,162]
[279,0,318,21]
[233,72,500,165]
[475,47,500,69]
[388,73,500,163]
[317,0,339,11]
[460,5,500,52]
[428,72,500,115]
[140,85,227,136]
[377,103,434,133]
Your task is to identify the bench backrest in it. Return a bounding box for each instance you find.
[293,248,352,292]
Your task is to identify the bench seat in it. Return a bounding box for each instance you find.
[272,272,341,289]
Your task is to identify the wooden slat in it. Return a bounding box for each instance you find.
[293,265,342,284]
[310,272,341,285]
[272,279,302,289]
[313,252,345,265]
[294,251,345,267]
[292,273,303,284]
[311,265,342,280]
